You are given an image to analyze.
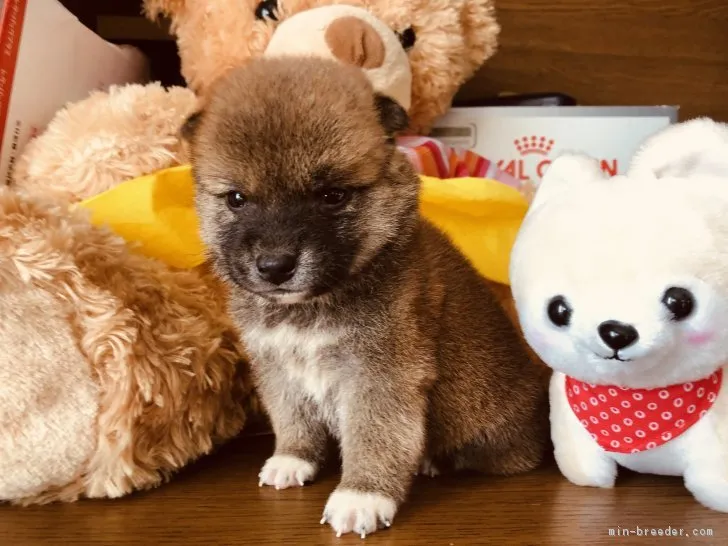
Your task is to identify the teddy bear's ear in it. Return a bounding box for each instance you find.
[143,0,186,19]
[628,118,728,179]
[529,152,606,210]
[374,94,409,139]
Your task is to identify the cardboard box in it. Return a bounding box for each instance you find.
[431,106,678,186]
[0,0,150,185]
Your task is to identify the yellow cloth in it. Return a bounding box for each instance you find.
[78,165,527,285]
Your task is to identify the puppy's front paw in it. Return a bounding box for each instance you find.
[258,454,317,489]
[321,488,396,538]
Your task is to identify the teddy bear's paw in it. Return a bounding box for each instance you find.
[416,457,440,478]
[0,285,100,500]
[320,488,396,538]
[258,454,317,489]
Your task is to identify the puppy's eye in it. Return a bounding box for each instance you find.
[319,187,351,209]
[254,0,279,21]
[226,190,247,210]
[662,286,695,321]
[396,27,416,50]
[547,295,572,328]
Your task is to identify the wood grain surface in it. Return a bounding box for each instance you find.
[0,431,724,545]
[457,0,728,122]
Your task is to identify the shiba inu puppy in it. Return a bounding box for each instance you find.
[184,56,548,538]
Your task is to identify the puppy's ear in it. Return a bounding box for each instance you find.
[374,94,409,138]
[180,111,202,142]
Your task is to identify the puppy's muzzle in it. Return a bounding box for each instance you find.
[256,252,298,285]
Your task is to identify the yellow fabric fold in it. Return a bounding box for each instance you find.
[78,166,528,285]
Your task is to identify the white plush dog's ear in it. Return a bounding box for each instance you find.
[529,152,606,211]
[628,117,728,179]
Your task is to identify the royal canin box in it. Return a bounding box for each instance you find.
[430,106,678,186]
[0,0,150,185]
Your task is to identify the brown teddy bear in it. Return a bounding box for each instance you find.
[145,0,499,135]
[2,0,500,504]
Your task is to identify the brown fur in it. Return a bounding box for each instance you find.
[185,57,548,528]
[0,188,255,505]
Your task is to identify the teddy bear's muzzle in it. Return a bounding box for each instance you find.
[324,16,385,69]
[263,4,413,111]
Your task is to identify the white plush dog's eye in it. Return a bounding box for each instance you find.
[662,287,695,321]
[547,295,572,327]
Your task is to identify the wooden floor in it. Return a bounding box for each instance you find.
[0,431,723,545]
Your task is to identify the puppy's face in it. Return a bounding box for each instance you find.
[184,57,417,304]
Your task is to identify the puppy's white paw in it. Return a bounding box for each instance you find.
[258,454,317,489]
[320,488,396,538]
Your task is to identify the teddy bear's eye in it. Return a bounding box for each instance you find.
[662,286,695,321]
[255,0,279,22]
[396,27,416,51]
[547,295,572,328]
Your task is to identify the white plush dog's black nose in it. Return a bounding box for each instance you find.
[598,320,639,351]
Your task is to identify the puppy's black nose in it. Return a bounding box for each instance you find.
[256,253,297,285]
[598,320,639,351]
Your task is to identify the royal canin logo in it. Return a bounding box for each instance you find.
[514,135,555,156]
[497,135,619,181]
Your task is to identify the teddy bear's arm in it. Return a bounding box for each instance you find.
[550,372,617,488]
[12,83,198,203]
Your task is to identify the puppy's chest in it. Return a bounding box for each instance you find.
[243,321,348,403]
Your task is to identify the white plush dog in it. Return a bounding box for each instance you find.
[510,118,728,512]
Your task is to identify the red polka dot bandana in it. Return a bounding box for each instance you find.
[565,370,723,454]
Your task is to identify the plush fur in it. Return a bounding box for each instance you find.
[185,57,548,537]
[510,118,728,512]
[0,187,253,504]
[12,83,198,202]
[144,0,499,134]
